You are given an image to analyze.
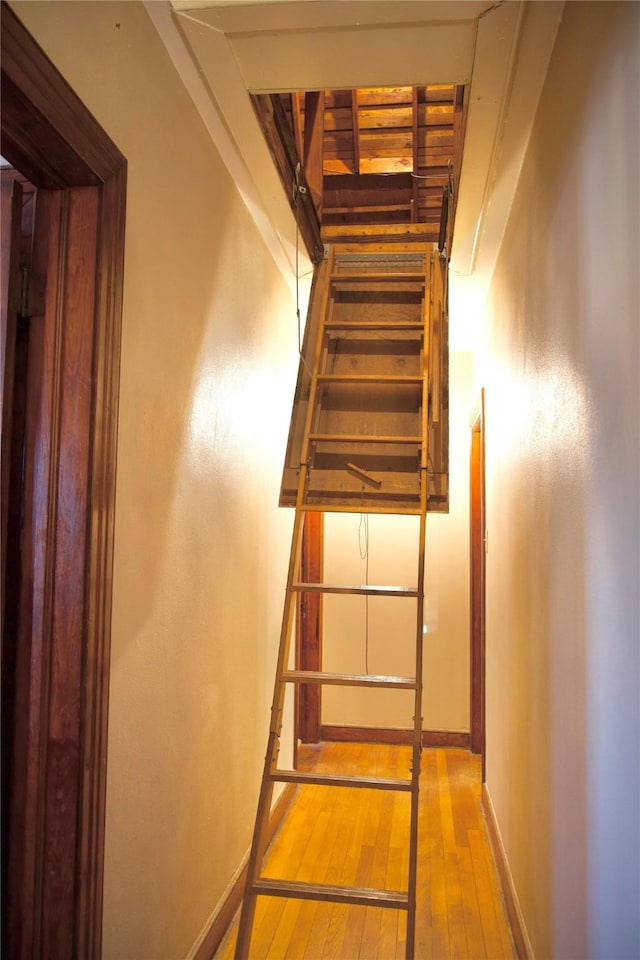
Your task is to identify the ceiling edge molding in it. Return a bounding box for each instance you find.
[143,0,304,294]
[169,1,495,32]
[449,0,525,279]
[451,0,564,284]
[448,0,564,349]
[469,0,565,284]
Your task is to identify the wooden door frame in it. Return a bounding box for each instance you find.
[1,3,126,956]
[470,389,486,777]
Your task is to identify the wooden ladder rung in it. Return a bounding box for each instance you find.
[282,669,416,689]
[268,770,413,791]
[325,204,413,215]
[324,321,424,331]
[291,582,418,597]
[329,272,425,283]
[251,878,409,909]
[308,433,423,444]
[299,503,423,516]
[316,374,423,384]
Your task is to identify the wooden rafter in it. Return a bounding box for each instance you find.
[291,91,304,165]
[411,87,419,223]
[251,93,324,262]
[303,91,325,217]
[351,89,360,175]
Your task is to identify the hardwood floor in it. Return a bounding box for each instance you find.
[215,744,515,959]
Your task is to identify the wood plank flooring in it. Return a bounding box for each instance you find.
[215,744,515,959]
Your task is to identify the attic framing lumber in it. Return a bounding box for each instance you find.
[250,92,324,263]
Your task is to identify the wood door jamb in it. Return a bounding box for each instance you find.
[1,3,126,955]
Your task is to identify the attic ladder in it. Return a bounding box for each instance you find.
[235,247,431,959]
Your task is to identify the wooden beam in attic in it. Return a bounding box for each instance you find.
[356,86,413,175]
[319,90,354,175]
[351,89,360,175]
[322,223,440,243]
[323,172,413,226]
[291,91,304,163]
[303,91,325,217]
[411,87,419,223]
[250,93,324,263]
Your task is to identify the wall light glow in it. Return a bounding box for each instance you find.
[187,349,294,479]
[489,352,592,468]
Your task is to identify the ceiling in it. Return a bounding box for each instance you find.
[146,0,564,344]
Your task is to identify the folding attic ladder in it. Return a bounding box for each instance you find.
[235,245,447,960]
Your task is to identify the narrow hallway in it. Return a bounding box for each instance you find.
[216,744,514,959]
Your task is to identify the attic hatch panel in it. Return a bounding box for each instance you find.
[279,247,449,514]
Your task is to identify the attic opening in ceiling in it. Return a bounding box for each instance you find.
[251,83,467,262]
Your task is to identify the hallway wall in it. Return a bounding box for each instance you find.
[478,3,639,957]
[10,2,298,957]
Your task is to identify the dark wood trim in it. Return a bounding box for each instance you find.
[10,187,68,960]
[0,3,124,188]
[470,390,486,776]
[193,784,297,960]
[77,159,127,956]
[320,725,470,749]
[0,176,22,629]
[482,784,530,959]
[1,3,127,956]
[422,729,469,749]
[42,186,100,954]
[1,174,26,947]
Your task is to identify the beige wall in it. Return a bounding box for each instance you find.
[477,3,639,957]
[323,350,472,734]
[10,2,297,957]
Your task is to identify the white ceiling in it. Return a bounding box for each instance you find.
[147,0,564,345]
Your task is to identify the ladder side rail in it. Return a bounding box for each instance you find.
[406,261,431,960]
[426,249,441,505]
[301,247,336,490]
[234,486,308,960]
[406,474,428,960]
[235,250,336,960]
